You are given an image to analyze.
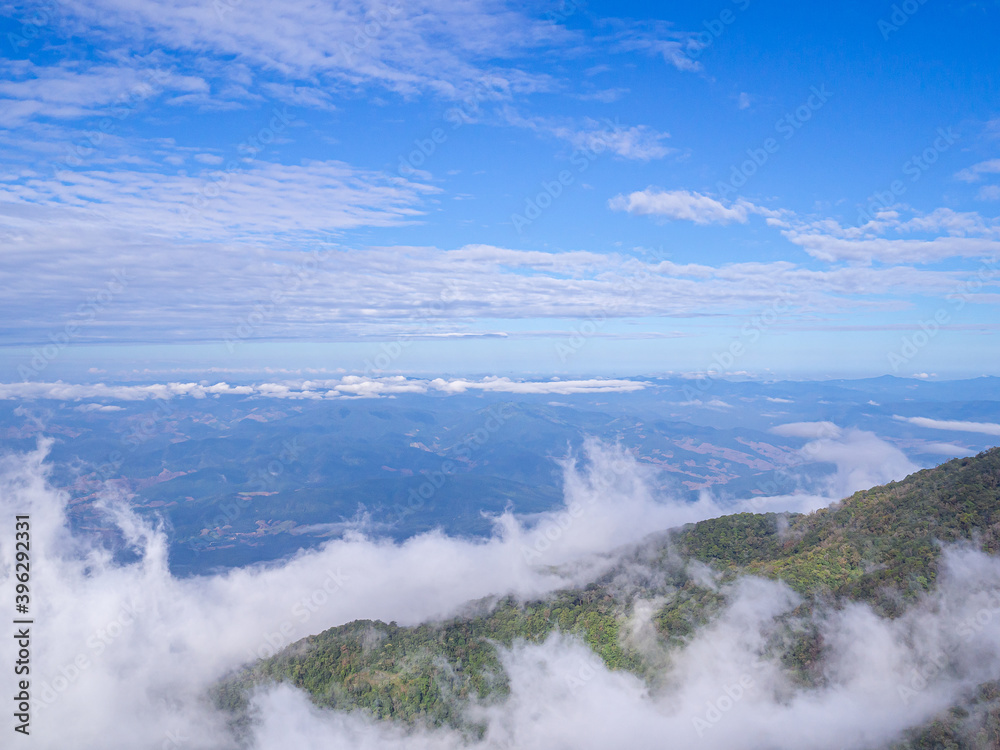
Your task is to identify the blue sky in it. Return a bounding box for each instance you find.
[1,0,998,380]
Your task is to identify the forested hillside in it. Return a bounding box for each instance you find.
[217,448,1000,745]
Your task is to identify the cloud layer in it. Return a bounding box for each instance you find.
[0,376,646,401]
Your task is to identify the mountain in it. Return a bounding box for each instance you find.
[217,448,1000,746]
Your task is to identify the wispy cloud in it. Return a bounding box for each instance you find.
[0,59,208,127]
[602,19,703,73]
[54,0,568,102]
[894,415,1000,437]
[955,159,1000,183]
[0,160,434,240]
[501,110,674,161]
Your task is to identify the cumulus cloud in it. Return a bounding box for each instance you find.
[0,377,646,402]
[427,376,646,396]
[72,404,124,412]
[894,415,1000,437]
[242,495,1000,749]
[608,189,758,225]
[784,232,1000,265]
[800,427,919,500]
[978,185,1000,201]
[778,205,1000,265]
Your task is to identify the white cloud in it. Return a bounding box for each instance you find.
[428,376,646,395]
[780,205,1000,264]
[501,110,674,161]
[771,421,842,439]
[955,159,1000,183]
[801,427,919,500]
[917,442,972,457]
[608,189,758,225]
[785,231,1000,264]
[238,548,1000,748]
[73,403,125,412]
[0,231,975,344]
[0,377,647,401]
[0,439,760,746]
[55,0,566,102]
[5,229,986,346]
[604,21,703,73]
[739,424,918,511]
[0,59,208,127]
[894,415,1000,437]
[0,160,434,241]
[894,207,996,236]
